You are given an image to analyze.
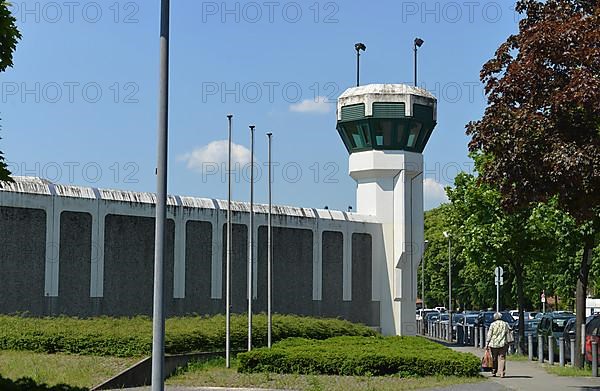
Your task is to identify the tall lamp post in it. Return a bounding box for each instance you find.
[225,114,233,368]
[355,42,366,87]
[422,240,429,310]
[151,0,170,389]
[248,125,255,351]
[413,38,424,87]
[267,132,273,348]
[443,231,452,341]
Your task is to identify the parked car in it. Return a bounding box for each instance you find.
[438,313,450,325]
[417,309,439,321]
[564,314,600,364]
[514,317,541,341]
[509,310,519,321]
[423,310,440,332]
[585,315,600,364]
[536,312,576,358]
[434,306,447,313]
[455,313,478,342]
[475,311,516,328]
[524,311,539,320]
[563,317,577,361]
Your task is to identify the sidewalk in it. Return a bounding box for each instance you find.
[449,344,600,391]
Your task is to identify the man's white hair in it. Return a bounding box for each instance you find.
[494,312,502,320]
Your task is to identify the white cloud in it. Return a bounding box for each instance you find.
[289,96,332,114]
[423,178,449,210]
[179,140,252,172]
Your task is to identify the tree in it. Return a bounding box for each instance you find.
[0,2,21,181]
[466,0,600,367]
[447,168,556,353]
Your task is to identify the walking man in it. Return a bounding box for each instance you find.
[485,312,510,377]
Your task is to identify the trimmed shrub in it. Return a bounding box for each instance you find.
[0,314,375,357]
[238,336,481,377]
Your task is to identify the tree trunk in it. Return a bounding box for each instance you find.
[574,237,595,368]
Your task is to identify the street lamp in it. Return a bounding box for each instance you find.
[413,38,424,87]
[267,132,273,348]
[151,0,170,389]
[355,42,366,87]
[248,125,255,352]
[443,231,452,342]
[225,114,233,368]
[422,240,429,310]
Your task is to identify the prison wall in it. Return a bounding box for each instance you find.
[0,177,382,327]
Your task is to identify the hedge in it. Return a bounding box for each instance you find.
[0,314,375,357]
[238,336,481,377]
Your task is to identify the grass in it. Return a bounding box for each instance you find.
[0,350,140,389]
[545,364,593,377]
[506,353,529,361]
[168,357,485,391]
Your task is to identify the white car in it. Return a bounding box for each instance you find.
[509,310,519,321]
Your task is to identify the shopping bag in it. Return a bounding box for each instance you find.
[507,328,514,343]
[481,348,493,372]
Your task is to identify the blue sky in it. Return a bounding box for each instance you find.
[1,1,521,211]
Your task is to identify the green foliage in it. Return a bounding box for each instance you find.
[238,336,480,377]
[0,3,20,181]
[419,204,455,308]
[0,2,20,72]
[0,314,375,357]
[420,157,594,313]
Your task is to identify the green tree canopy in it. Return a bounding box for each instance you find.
[465,0,600,367]
[0,1,21,181]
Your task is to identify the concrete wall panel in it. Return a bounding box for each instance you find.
[0,206,46,314]
[183,220,213,314]
[257,226,313,315]
[103,214,175,316]
[58,211,92,315]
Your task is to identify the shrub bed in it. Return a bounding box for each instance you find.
[0,314,375,357]
[238,336,481,377]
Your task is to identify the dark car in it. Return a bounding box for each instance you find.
[564,317,577,361]
[563,315,600,362]
[536,312,575,357]
[514,318,540,342]
[456,314,478,343]
[476,311,516,328]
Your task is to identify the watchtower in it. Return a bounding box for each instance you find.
[337,83,437,335]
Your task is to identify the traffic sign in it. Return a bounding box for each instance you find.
[495,266,504,286]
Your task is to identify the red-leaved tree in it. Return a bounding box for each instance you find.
[467,0,600,367]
